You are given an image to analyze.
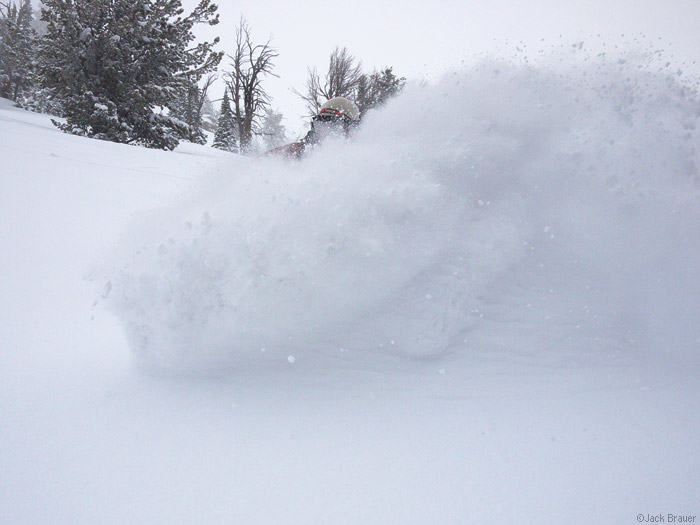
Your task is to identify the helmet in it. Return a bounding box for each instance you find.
[318,97,360,121]
[306,97,360,146]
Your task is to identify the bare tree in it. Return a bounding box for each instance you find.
[225,17,277,153]
[295,47,362,117]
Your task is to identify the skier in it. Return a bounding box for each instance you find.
[265,97,360,159]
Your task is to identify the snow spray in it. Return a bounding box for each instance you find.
[104,48,700,372]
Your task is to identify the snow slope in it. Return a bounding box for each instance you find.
[1,50,699,524]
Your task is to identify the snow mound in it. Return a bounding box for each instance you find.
[102,52,700,371]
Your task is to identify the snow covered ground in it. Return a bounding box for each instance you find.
[1,51,699,524]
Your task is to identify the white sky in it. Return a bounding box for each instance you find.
[187,0,699,135]
[37,0,700,136]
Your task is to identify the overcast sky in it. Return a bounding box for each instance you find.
[37,0,700,136]
[185,0,699,135]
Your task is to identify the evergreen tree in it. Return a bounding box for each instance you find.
[260,107,287,150]
[356,67,405,118]
[355,74,370,118]
[170,74,216,144]
[213,87,237,152]
[37,0,222,150]
[0,0,37,101]
[375,68,404,102]
[200,93,218,133]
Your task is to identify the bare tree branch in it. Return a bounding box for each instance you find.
[294,47,362,117]
[225,17,277,153]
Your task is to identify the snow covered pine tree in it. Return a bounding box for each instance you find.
[0,0,36,102]
[213,87,238,152]
[38,0,222,150]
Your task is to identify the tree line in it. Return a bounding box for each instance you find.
[1,0,405,152]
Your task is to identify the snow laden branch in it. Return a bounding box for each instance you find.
[38,0,222,150]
